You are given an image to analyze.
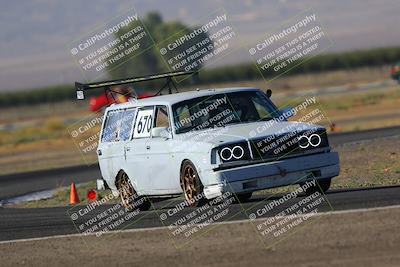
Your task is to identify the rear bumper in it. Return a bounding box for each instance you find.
[203,152,339,199]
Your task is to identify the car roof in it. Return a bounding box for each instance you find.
[105,87,261,111]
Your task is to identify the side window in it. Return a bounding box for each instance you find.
[101,110,123,143]
[101,108,136,143]
[250,92,276,120]
[174,105,192,130]
[154,106,170,128]
[119,108,136,141]
[133,107,154,138]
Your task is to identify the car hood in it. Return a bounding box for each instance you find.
[174,121,325,146]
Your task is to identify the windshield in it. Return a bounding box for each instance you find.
[172,90,281,134]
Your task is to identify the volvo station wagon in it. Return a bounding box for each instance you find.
[94,86,340,211]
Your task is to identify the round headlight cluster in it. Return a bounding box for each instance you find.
[298,134,321,148]
[220,145,244,161]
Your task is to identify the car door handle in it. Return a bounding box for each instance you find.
[146,145,151,150]
[125,146,131,152]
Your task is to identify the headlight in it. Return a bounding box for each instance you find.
[248,128,330,161]
[218,142,251,163]
[220,145,244,161]
[298,129,329,150]
[298,133,321,148]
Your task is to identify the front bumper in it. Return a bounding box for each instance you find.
[203,151,339,199]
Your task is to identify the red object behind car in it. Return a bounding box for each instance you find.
[90,93,113,112]
[89,91,154,112]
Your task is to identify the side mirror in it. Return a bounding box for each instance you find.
[265,89,272,98]
[280,107,294,119]
[151,127,172,139]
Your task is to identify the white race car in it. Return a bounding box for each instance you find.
[76,72,340,211]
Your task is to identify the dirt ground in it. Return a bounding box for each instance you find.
[1,206,399,267]
[333,135,400,188]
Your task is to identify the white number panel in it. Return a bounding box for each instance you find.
[133,108,153,138]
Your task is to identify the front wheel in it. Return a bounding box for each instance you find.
[301,178,331,196]
[180,160,207,207]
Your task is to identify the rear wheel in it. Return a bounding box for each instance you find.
[301,179,331,196]
[180,161,207,207]
[117,172,151,212]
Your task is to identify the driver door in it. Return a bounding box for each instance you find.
[146,105,180,194]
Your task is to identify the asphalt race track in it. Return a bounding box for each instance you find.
[0,165,101,200]
[0,125,399,242]
[1,186,400,242]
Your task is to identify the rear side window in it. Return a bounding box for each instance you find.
[101,108,136,142]
[119,109,136,141]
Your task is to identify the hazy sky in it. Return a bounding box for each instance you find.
[0,0,399,91]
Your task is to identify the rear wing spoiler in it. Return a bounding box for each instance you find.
[75,70,196,100]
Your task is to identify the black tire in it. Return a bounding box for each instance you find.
[180,160,207,207]
[301,179,331,196]
[117,172,151,212]
[235,192,253,203]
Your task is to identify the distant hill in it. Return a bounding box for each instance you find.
[0,0,399,91]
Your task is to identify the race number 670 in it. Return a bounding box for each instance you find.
[137,115,152,134]
[134,109,154,138]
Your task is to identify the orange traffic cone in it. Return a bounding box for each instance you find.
[69,183,80,205]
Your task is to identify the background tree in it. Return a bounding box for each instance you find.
[107,12,210,81]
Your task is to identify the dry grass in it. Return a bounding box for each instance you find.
[317,89,400,132]
[334,136,400,188]
[0,100,87,123]
[12,181,116,208]
[271,86,400,133]
[187,66,391,92]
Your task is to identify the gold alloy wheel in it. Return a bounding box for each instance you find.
[181,161,204,206]
[183,165,197,202]
[118,172,135,210]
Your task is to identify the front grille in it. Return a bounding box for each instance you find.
[249,128,329,161]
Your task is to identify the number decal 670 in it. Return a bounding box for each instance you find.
[134,109,153,137]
